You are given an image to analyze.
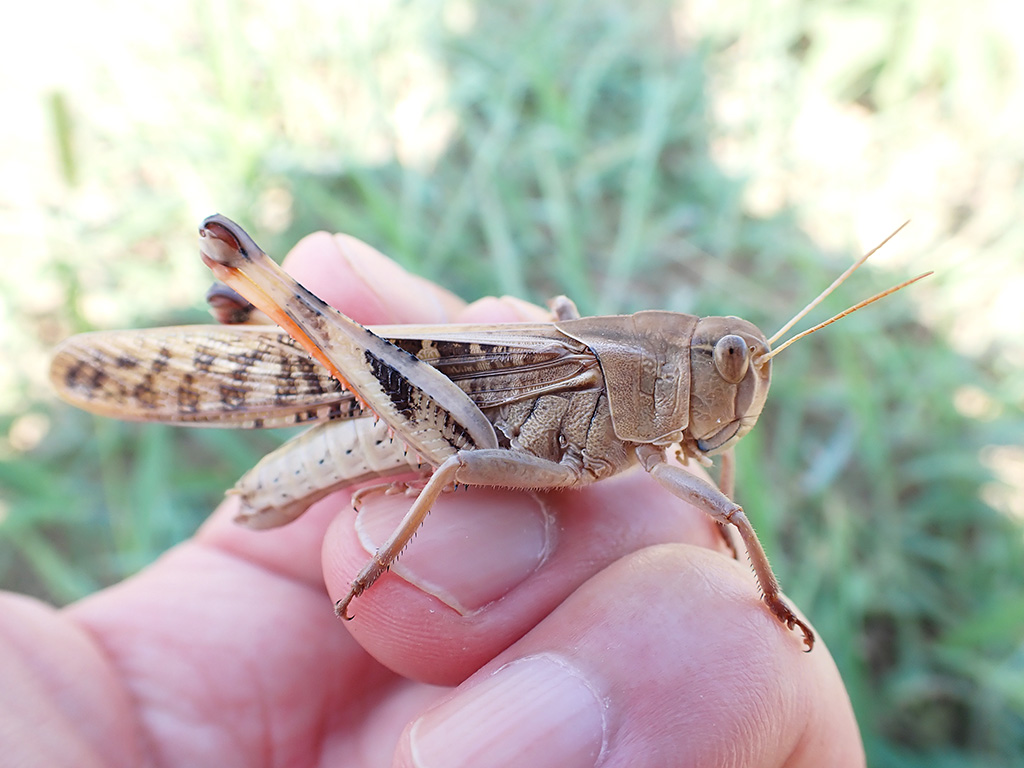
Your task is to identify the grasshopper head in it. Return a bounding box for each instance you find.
[687,316,772,456]
[684,224,931,458]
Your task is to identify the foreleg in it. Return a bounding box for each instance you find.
[637,445,814,651]
[714,449,740,559]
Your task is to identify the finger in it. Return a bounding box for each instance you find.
[394,546,862,768]
[0,593,142,767]
[281,232,466,324]
[322,468,724,685]
[66,525,382,767]
[456,295,552,323]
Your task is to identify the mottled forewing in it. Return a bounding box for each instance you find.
[50,326,358,428]
[51,322,604,429]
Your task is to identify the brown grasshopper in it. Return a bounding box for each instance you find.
[50,214,929,651]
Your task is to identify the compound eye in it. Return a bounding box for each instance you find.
[713,334,750,384]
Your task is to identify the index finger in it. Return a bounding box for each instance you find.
[282,231,466,325]
[277,241,729,683]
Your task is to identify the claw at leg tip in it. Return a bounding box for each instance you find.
[799,623,815,652]
[334,597,354,621]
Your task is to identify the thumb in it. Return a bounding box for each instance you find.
[395,546,863,768]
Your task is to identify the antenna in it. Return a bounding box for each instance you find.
[756,271,932,364]
[767,221,911,346]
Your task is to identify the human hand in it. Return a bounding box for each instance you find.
[1,231,864,767]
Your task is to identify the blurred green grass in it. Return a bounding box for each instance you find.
[2,0,1023,764]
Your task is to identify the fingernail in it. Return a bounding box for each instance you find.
[410,655,607,768]
[355,489,553,614]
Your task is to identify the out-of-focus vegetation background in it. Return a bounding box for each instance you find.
[2,0,1022,764]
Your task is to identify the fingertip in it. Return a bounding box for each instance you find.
[456,295,550,323]
[321,490,524,685]
[280,231,464,323]
[320,471,722,687]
